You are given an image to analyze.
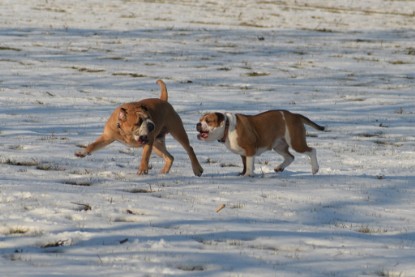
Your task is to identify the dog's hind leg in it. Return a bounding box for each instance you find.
[290,135,319,175]
[304,148,319,175]
[170,122,204,176]
[273,142,294,172]
[153,137,174,174]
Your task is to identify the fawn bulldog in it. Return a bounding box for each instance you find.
[196,110,325,176]
[75,80,203,176]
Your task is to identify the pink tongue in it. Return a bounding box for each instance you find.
[202,133,208,138]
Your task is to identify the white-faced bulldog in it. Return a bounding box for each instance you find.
[196,110,325,176]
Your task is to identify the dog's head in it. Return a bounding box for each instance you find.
[117,105,155,145]
[196,112,226,142]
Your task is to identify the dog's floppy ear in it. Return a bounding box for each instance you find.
[215,112,226,125]
[136,105,149,121]
[119,108,128,122]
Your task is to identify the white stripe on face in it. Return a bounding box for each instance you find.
[133,118,154,143]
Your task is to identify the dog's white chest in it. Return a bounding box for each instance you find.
[224,113,249,156]
[225,129,245,155]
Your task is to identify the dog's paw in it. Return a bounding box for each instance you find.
[243,173,255,177]
[193,166,204,177]
[75,151,87,158]
[137,169,149,175]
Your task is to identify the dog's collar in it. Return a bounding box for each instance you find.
[218,115,230,143]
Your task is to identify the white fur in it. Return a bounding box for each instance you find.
[245,156,255,176]
[224,113,246,156]
[305,148,319,174]
[201,119,225,142]
[133,119,154,142]
[224,113,257,176]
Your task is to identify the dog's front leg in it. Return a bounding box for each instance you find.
[138,143,153,175]
[239,155,247,176]
[75,135,114,158]
[244,156,255,177]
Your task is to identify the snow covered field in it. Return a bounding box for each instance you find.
[1,0,414,276]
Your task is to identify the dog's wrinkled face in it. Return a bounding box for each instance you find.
[196,112,225,141]
[118,106,155,145]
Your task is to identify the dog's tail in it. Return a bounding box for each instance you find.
[156,79,168,102]
[299,114,325,131]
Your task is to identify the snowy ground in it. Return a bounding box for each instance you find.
[1,1,414,276]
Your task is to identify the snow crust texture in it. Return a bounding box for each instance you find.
[1,1,414,276]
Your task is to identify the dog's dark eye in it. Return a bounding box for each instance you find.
[205,119,210,124]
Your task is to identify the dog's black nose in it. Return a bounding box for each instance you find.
[196,123,202,131]
[139,135,148,144]
[147,122,154,132]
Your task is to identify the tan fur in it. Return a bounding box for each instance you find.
[75,80,203,176]
[197,110,324,176]
[156,79,168,101]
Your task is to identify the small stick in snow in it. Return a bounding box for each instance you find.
[71,202,92,211]
[216,204,226,213]
[41,239,68,248]
[119,238,129,244]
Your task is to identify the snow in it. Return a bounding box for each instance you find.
[1,0,414,276]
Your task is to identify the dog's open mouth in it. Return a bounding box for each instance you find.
[138,137,148,144]
[197,131,209,140]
